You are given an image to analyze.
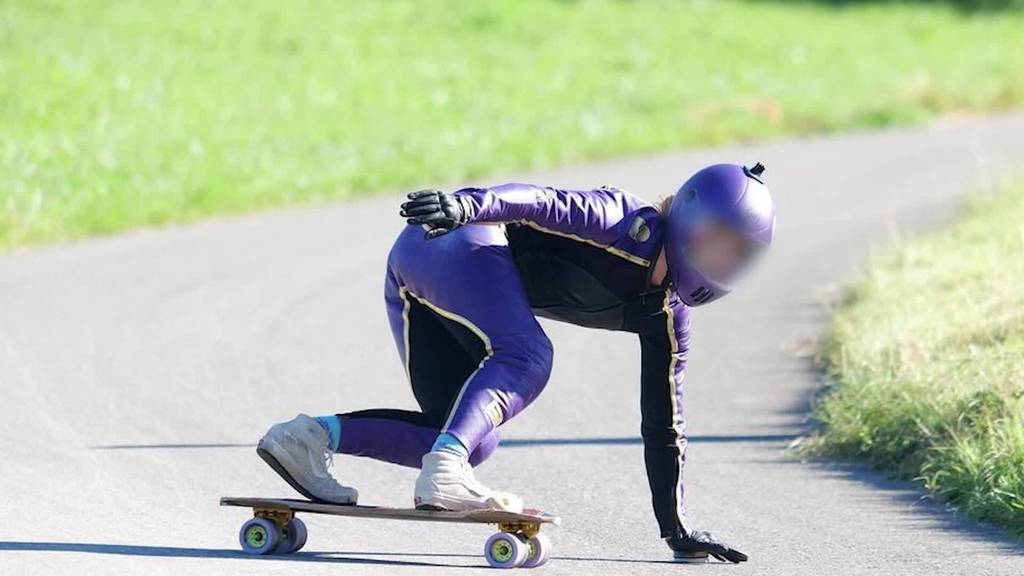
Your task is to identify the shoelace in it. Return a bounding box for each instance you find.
[321,441,335,472]
[304,430,335,475]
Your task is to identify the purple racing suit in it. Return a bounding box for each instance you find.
[338,183,690,537]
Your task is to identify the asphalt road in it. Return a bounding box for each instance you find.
[2,114,1024,576]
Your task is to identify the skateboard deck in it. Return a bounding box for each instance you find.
[222,496,560,569]
[221,496,560,525]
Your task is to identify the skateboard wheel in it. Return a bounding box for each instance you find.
[238,517,280,555]
[520,532,551,568]
[277,517,308,554]
[484,532,528,569]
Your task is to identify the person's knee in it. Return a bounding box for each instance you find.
[502,334,553,410]
[470,333,553,425]
[511,333,553,386]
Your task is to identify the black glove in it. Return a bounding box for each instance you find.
[666,529,748,563]
[399,189,468,239]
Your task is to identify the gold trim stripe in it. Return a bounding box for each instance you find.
[399,286,413,378]
[520,221,651,267]
[441,358,491,433]
[402,287,494,355]
[662,289,686,520]
[661,289,681,426]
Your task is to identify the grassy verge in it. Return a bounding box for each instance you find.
[810,182,1024,534]
[3,1,1024,249]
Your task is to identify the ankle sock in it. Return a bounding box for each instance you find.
[431,432,469,460]
[314,415,342,452]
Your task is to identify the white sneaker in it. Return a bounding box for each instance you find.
[257,414,358,504]
[414,451,523,512]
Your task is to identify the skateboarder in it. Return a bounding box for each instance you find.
[258,163,775,563]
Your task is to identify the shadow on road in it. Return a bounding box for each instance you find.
[779,315,1024,555]
[806,461,1024,556]
[0,541,475,569]
[89,433,798,451]
[90,442,257,449]
[502,434,796,447]
[334,549,736,566]
[0,541,731,568]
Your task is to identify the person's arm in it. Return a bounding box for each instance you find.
[639,290,748,563]
[456,183,638,241]
[638,289,691,538]
[400,184,643,242]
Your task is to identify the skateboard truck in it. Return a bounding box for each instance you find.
[252,506,294,524]
[498,520,542,538]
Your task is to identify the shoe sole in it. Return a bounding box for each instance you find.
[414,494,520,513]
[414,491,474,512]
[257,445,356,505]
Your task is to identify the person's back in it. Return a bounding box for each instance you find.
[504,185,664,330]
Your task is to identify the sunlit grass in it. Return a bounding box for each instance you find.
[810,182,1024,533]
[3,0,1024,248]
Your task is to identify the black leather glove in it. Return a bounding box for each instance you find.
[400,189,468,239]
[666,529,748,563]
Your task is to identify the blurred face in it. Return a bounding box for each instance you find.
[687,219,760,285]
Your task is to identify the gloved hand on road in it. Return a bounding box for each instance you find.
[666,529,748,563]
[400,189,468,239]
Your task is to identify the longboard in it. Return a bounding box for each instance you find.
[221,496,560,569]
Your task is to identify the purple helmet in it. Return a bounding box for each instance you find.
[664,162,776,307]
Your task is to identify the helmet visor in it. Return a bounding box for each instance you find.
[684,218,765,286]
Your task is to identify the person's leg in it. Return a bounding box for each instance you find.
[258,224,547,509]
[335,409,500,467]
[253,237,470,504]
[389,225,554,456]
[255,272,496,502]
[329,264,502,467]
[382,225,552,511]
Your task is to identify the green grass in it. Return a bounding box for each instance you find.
[3,1,1024,249]
[810,182,1024,533]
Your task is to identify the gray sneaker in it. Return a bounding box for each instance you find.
[414,451,522,512]
[257,414,358,504]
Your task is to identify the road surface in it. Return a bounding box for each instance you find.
[2,114,1024,575]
